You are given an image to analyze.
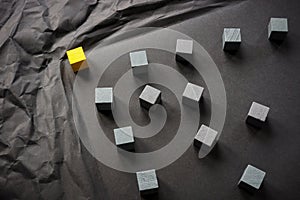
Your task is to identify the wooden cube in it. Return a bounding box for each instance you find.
[139,85,161,110]
[268,18,288,41]
[130,50,148,75]
[194,125,218,148]
[113,126,134,151]
[136,169,159,195]
[182,83,204,108]
[66,46,87,72]
[222,28,241,51]
[238,164,266,193]
[175,39,193,63]
[95,87,113,111]
[246,102,270,128]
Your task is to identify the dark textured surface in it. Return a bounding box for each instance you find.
[1,0,300,199]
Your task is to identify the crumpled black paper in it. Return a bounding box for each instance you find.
[0,0,241,199]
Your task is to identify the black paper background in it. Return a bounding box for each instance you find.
[1,0,300,199]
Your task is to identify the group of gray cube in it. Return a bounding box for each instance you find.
[93,19,278,194]
[221,18,277,193]
[135,164,267,195]
[237,102,269,192]
[221,19,274,192]
[93,39,208,195]
[223,17,288,51]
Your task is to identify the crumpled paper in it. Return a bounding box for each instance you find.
[0,0,240,199]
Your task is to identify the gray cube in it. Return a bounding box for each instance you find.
[175,39,193,63]
[95,87,113,111]
[268,18,288,41]
[139,85,161,110]
[194,125,218,148]
[130,50,148,75]
[238,164,266,193]
[113,126,134,151]
[182,83,204,108]
[222,28,241,51]
[136,169,159,195]
[246,102,270,128]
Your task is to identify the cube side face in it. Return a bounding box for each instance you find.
[175,54,194,65]
[114,126,134,146]
[96,103,113,111]
[269,31,288,41]
[239,165,266,191]
[205,128,218,147]
[270,18,288,32]
[132,65,148,75]
[71,60,88,72]
[95,88,113,103]
[136,170,159,195]
[139,98,153,110]
[176,39,193,55]
[130,51,148,67]
[182,95,199,108]
[223,28,241,42]
[193,138,202,148]
[118,142,135,151]
[175,54,188,63]
[268,21,272,39]
[223,42,241,51]
[246,116,264,128]
[238,180,257,193]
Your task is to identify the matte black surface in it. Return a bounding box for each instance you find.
[0,0,300,200]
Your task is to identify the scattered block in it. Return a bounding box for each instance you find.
[66,46,87,72]
[182,83,204,107]
[238,164,266,192]
[268,17,288,41]
[130,50,148,75]
[222,28,241,51]
[95,87,113,111]
[139,85,161,110]
[175,39,193,63]
[136,169,159,195]
[246,102,270,128]
[113,126,134,151]
[194,125,218,148]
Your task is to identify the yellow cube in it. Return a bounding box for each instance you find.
[66,46,87,72]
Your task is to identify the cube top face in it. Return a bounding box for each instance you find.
[139,85,161,104]
[240,165,266,189]
[195,125,218,147]
[95,87,113,104]
[223,28,241,42]
[136,169,159,192]
[66,46,86,65]
[183,83,204,102]
[176,39,193,54]
[114,126,134,145]
[269,18,288,33]
[248,102,270,122]
[130,50,148,67]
